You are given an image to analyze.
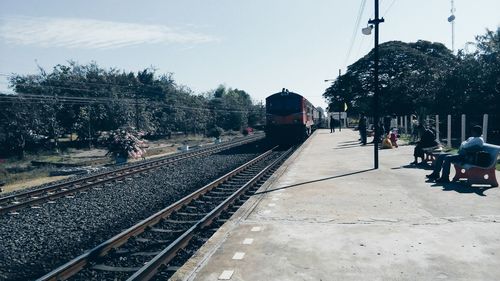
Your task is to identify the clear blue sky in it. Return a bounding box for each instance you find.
[1,0,499,109]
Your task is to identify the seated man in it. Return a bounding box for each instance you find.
[427,125,484,183]
[411,125,439,164]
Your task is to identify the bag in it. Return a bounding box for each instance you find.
[474,151,491,167]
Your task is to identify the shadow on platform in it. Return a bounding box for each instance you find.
[391,163,433,171]
[338,140,360,144]
[430,181,496,197]
[254,168,374,195]
[334,143,375,149]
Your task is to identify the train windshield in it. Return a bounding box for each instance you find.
[267,94,302,115]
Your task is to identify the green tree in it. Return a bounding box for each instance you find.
[324,40,457,115]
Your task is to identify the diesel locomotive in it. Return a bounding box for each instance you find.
[265,89,320,142]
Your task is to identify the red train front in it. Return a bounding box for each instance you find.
[265,89,319,142]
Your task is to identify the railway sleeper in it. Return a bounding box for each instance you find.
[162,219,200,224]
[218,184,241,190]
[209,190,234,196]
[150,227,185,234]
[184,205,199,212]
[131,251,162,256]
[215,187,238,192]
[92,264,142,272]
[174,211,207,217]
[202,195,227,200]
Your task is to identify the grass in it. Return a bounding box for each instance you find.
[0,165,52,189]
[0,132,248,191]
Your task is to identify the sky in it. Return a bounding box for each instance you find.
[0,0,499,109]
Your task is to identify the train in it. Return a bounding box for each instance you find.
[265,89,321,142]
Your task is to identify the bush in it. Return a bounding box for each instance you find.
[101,129,146,159]
[207,126,223,139]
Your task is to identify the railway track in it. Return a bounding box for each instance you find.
[36,145,294,281]
[0,135,263,215]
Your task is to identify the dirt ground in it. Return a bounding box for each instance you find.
[2,176,70,193]
[0,134,240,194]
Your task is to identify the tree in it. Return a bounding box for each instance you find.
[2,61,261,156]
[324,40,457,116]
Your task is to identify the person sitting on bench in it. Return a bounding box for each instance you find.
[411,125,438,165]
[426,125,484,183]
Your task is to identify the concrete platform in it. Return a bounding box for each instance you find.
[171,129,500,281]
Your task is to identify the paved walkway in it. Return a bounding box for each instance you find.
[171,129,500,281]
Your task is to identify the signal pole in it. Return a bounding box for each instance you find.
[368,0,384,169]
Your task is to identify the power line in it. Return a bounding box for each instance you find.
[344,0,368,68]
[0,72,179,93]
[8,80,170,93]
[383,0,397,16]
[0,82,186,100]
[0,92,256,113]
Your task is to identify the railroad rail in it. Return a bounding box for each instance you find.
[36,145,293,281]
[0,134,263,215]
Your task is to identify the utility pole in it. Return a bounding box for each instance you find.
[368,0,384,169]
[135,91,140,130]
[88,112,92,149]
[338,69,342,132]
[448,0,456,53]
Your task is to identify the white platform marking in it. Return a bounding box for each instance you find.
[263,210,271,214]
[232,252,245,260]
[268,203,276,207]
[251,226,261,232]
[272,197,279,201]
[218,270,234,280]
[243,238,254,245]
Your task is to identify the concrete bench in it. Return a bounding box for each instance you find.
[452,143,500,187]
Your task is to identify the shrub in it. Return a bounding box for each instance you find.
[101,129,146,159]
[207,126,223,139]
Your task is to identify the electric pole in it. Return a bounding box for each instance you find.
[368,0,384,169]
[338,69,342,132]
[135,91,140,130]
[448,0,456,53]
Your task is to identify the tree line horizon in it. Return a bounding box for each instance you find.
[1,28,498,157]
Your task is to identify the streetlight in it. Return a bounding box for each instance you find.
[361,25,373,35]
[363,0,384,169]
[324,69,343,131]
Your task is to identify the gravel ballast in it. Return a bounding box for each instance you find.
[0,142,266,281]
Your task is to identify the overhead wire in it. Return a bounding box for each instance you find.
[0,92,258,114]
[0,72,180,93]
[383,0,397,16]
[343,0,368,68]
[349,0,397,68]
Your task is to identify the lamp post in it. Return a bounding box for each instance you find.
[365,0,384,169]
[325,69,343,131]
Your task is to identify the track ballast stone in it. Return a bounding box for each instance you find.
[0,142,265,281]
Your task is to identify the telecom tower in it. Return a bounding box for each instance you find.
[447,0,456,52]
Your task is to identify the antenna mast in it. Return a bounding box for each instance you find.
[448,0,456,53]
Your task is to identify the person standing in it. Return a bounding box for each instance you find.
[359,113,367,145]
[383,115,392,135]
[330,115,335,133]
